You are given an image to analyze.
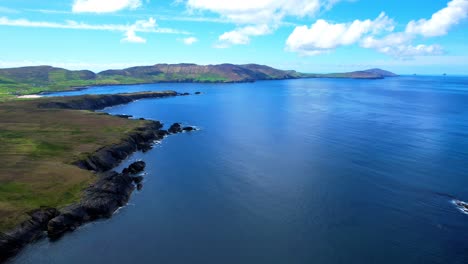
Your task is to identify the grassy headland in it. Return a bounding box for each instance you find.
[0,91,175,232]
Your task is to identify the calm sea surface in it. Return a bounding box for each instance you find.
[10,76,468,264]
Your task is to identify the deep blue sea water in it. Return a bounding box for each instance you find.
[9,76,468,264]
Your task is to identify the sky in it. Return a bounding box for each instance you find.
[0,0,467,74]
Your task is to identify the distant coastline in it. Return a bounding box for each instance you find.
[0,63,398,100]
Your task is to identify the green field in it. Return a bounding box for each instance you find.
[0,97,152,231]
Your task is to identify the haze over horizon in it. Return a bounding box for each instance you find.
[0,0,467,75]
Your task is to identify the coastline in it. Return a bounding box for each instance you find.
[0,91,197,262]
[13,74,397,99]
[31,78,266,97]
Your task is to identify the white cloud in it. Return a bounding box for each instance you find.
[217,24,272,47]
[119,17,156,43]
[361,33,443,57]
[286,0,467,58]
[72,0,142,13]
[121,29,146,43]
[0,16,189,43]
[186,0,340,46]
[182,36,198,45]
[405,0,468,37]
[285,12,393,55]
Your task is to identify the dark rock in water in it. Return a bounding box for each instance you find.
[168,123,182,134]
[180,92,190,96]
[137,183,143,191]
[455,200,468,213]
[127,161,146,174]
[182,126,196,132]
[132,176,144,184]
[157,130,169,137]
[195,92,201,95]
[0,207,58,261]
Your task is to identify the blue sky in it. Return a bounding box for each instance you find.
[0,0,467,74]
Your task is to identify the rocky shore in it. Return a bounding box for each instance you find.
[0,91,197,262]
[0,161,145,260]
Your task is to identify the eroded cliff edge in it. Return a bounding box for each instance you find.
[0,91,196,262]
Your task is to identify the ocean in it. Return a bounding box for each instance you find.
[10,76,468,263]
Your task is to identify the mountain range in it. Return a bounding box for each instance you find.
[0,64,398,98]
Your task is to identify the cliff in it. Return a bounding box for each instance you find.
[0,91,196,261]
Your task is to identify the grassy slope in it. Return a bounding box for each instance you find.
[0,64,396,100]
[0,98,151,231]
[0,64,296,100]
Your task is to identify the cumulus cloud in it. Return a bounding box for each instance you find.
[286,12,393,55]
[217,24,272,47]
[361,33,443,57]
[406,0,468,37]
[120,18,157,43]
[286,0,467,58]
[0,16,188,44]
[72,0,142,13]
[187,0,340,46]
[121,29,146,43]
[182,36,198,45]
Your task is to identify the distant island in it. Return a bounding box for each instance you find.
[0,64,398,99]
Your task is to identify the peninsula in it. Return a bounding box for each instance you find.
[0,91,196,261]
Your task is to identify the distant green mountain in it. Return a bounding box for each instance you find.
[302,68,399,79]
[98,63,300,83]
[0,64,397,99]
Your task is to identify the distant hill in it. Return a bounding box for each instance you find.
[0,64,397,99]
[362,68,399,77]
[99,63,300,83]
[302,68,398,79]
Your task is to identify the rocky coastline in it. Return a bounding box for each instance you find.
[0,91,197,262]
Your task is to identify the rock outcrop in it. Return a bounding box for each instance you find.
[0,160,149,260]
[0,208,59,262]
[47,161,146,238]
[168,123,183,134]
[75,121,163,172]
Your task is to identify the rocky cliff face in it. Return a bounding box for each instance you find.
[47,161,147,238]
[75,121,166,172]
[0,208,59,261]
[0,91,197,262]
[0,161,148,261]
